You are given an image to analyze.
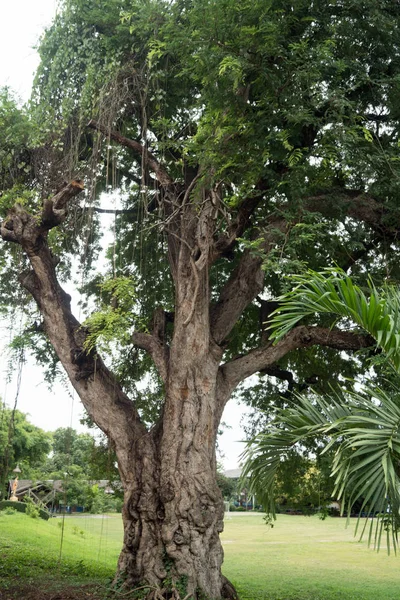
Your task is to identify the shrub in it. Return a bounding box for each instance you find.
[0,500,50,521]
[25,499,40,519]
[1,506,18,515]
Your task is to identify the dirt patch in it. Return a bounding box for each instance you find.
[0,582,109,600]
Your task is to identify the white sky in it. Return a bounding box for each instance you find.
[0,0,250,470]
[0,0,58,101]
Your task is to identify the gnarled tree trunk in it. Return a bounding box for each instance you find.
[115,355,233,598]
[112,221,236,598]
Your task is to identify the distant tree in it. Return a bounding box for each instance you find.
[0,406,51,498]
[216,470,236,500]
[271,450,333,513]
[36,427,120,511]
[42,427,119,484]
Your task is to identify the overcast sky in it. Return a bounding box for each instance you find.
[0,0,250,470]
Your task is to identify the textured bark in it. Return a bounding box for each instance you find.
[115,293,232,598]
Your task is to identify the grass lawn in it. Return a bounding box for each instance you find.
[0,510,399,599]
[221,513,400,599]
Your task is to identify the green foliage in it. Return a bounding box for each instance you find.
[216,470,236,499]
[244,269,400,551]
[1,505,18,515]
[0,500,49,520]
[272,451,333,513]
[242,384,400,553]
[0,88,35,193]
[1,0,400,422]
[83,276,138,353]
[24,497,40,519]
[269,268,400,371]
[0,407,52,498]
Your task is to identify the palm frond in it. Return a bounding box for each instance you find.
[241,393,349,517]
[245,269,400,551]
[243,383,400,551]
[268,268,400,372]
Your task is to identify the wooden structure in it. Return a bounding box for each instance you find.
[7,479,63,510]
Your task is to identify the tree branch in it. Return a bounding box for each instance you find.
[0,186,147,454]
[212,183,268,259]
[131,331,169,383]
[211,187,397,347]
[87,119,174,187]
[41,180,84,229]
[219,325,374,400]
[304,189,399,241]
[210,250,264,345]
[1,180,84,247]
[210,217,287,345]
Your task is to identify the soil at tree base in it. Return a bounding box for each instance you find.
[0,582,114,600]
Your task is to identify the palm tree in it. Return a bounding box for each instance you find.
[242,269,400,551]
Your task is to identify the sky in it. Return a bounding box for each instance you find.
[0,0,58,100]
[0,0,251,470]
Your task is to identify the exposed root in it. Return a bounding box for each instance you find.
[145,587,185,600]
[221,576,240,600]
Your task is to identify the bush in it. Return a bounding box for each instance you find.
[0,500,26,514]
[0,500,50,521]
[25,498,40,519]
[1,506,18,515]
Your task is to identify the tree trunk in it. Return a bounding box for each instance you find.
[115,323,237,599]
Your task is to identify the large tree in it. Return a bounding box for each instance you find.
[1,1,400,597]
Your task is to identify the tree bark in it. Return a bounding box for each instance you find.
[115,360,236,599]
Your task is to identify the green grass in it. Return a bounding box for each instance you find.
[221,513,400,599]
[1,511,400,599]
[0,511,119,587]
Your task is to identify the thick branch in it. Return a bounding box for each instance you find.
[304,189,400,241]
[210,250,264,344]
[211,188,397,347]
[212,184,267,259]
[87,119,174,187]
[219,325,374,399]
[132,331,169,383]
[1,191,147,462]
[41,180,84,229]
[1,180,84,246]
[211,217,287,344]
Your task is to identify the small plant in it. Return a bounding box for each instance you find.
[72,525,85,537]
[25,502,40,519]
[317,505,329,521]
[1,506,17,515]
